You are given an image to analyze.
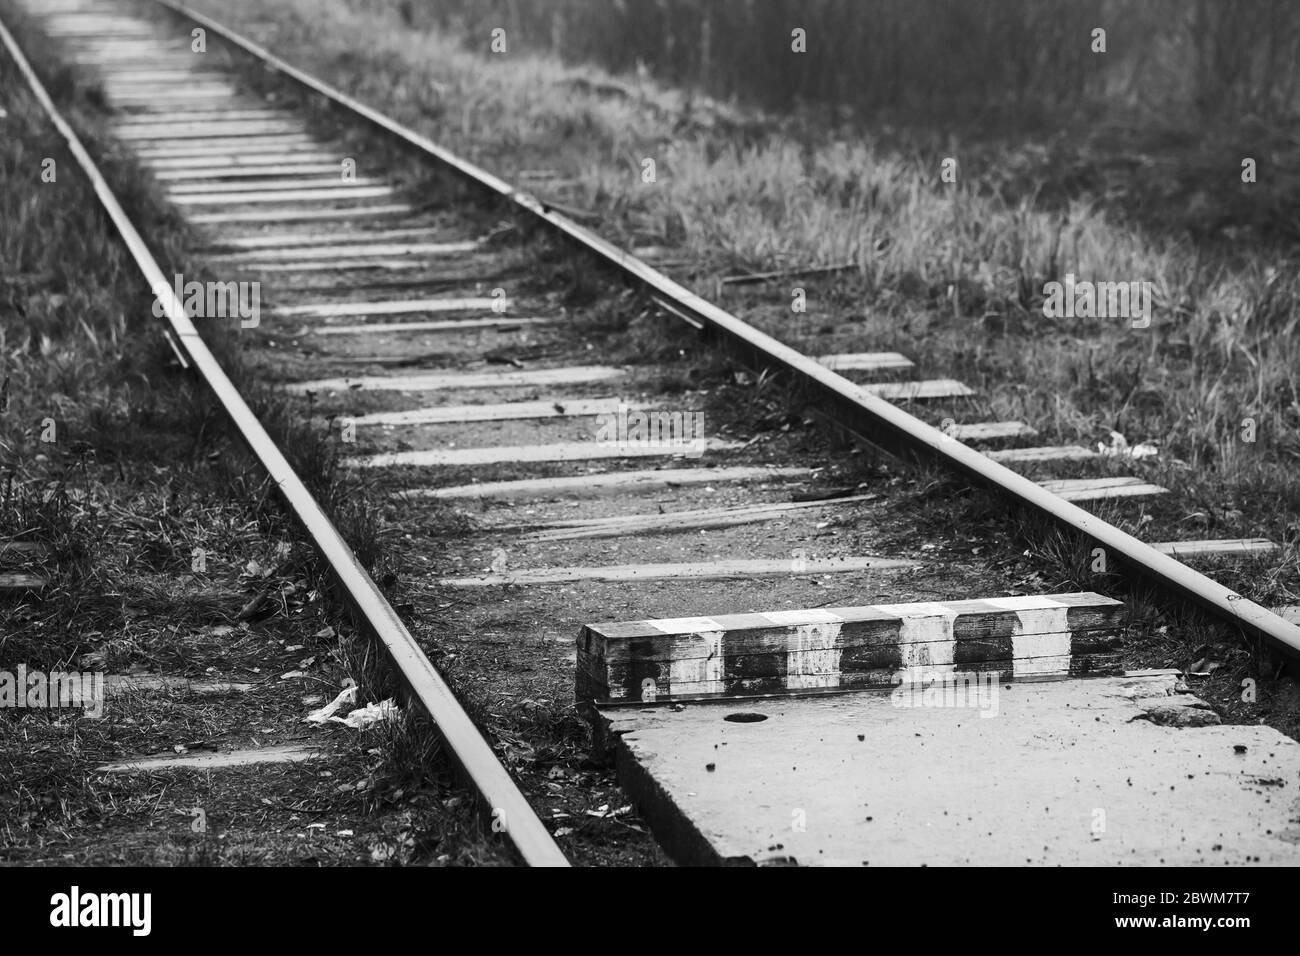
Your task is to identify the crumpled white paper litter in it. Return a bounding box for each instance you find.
[304,686,358,724]
[329,699,399,730]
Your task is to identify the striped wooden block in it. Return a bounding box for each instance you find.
[577,593,1125,704]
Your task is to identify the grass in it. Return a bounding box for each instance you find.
[0,7,510,865]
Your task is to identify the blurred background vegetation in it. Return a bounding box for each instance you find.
[393,0,1300,132]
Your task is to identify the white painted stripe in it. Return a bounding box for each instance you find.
[274,296,499,318]
[648,619,728,698]
[786,621,844,690]
[976,595,1068,615]
[1008,633,1073,677]
[285,365,620,394]
[668,629,725,697]
[876,602,957,674]
[648,617,728,634]
[764,609,846,626]
[986,596,1072,677]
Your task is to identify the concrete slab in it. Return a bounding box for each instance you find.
[597,673,1300,865]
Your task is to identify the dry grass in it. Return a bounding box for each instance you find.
[0,11,510,865]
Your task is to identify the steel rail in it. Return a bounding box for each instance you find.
[151,0,1300,664]
[0,11,569,868]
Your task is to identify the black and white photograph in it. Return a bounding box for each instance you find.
[0,0,1295,928]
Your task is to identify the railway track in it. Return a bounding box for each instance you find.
[6,0,1300,866]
